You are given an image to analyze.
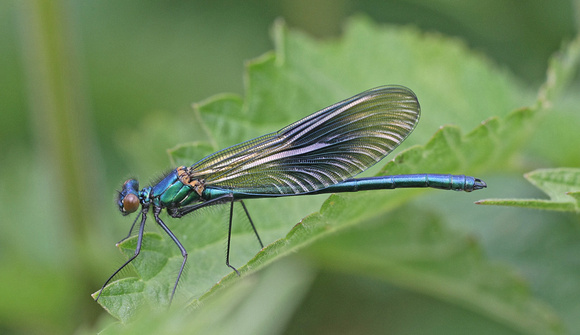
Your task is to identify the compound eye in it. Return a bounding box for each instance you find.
[122,193,140,213]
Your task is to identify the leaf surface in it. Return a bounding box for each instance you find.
[94,17,578,335]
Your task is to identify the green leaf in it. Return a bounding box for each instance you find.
[524,34,580,168]
[536,35,580,109]
[95,16,573,334]
[97,258,315,335]
[305,206,564,335]
[477,168,580,212]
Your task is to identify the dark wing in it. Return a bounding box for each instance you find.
[188,86,420,195]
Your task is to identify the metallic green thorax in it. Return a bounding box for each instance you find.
[149,169,201,208]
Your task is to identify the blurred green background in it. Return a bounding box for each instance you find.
[0,0,578,334]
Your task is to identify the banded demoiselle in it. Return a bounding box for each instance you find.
[95,86,486,304]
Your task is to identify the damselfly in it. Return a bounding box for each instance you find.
[96,86,486,304]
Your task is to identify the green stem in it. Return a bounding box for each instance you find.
[17,0,104,323]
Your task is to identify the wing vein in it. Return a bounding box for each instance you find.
[188,86,420,195]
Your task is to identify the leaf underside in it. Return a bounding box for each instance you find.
[477,168,580,213]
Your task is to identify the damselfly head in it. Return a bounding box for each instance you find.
[118,179,140,215]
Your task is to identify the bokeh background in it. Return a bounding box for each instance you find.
[1,1,578,334]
